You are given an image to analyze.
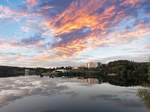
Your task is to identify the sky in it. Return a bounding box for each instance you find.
[0,0,150,67]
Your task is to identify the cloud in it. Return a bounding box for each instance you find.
[0,6,27,21]
[26,0,37,6]
[20,34,45,46]
[121,0,140,6]
[40,0,150,59]
[45,0,110,36]
[0,0,150,67]
[0,34,48,55]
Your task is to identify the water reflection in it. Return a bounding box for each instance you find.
[0,76,149,112]
[65,77,99,85]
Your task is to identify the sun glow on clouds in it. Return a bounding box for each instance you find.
[46,0,114,36]
[0,0,150,67]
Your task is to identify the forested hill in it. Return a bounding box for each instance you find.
[0,66,49,77]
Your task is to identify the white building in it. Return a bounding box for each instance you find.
[87,62,98,68]
[80,62,98,68]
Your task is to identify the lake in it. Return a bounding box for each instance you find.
[0,76,149,112]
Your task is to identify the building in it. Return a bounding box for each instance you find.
[86,62,98,68]
[79,62,98,68]
[79,62,104,69]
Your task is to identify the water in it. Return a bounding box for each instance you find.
[0,76,149,112]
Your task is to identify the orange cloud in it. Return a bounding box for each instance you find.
[33,37,89,61]
[36,25,150,62]
[46,0,111,36]
[54,38,87,57]
[42,0,150,60]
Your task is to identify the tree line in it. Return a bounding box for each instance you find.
[0,60,150,86]
[50,60,150,86]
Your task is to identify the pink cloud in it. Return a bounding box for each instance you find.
[26,0,37,6]
[0,6,27,20]
[122,0,140,6]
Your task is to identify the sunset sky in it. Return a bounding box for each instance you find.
[0,0,150,67]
